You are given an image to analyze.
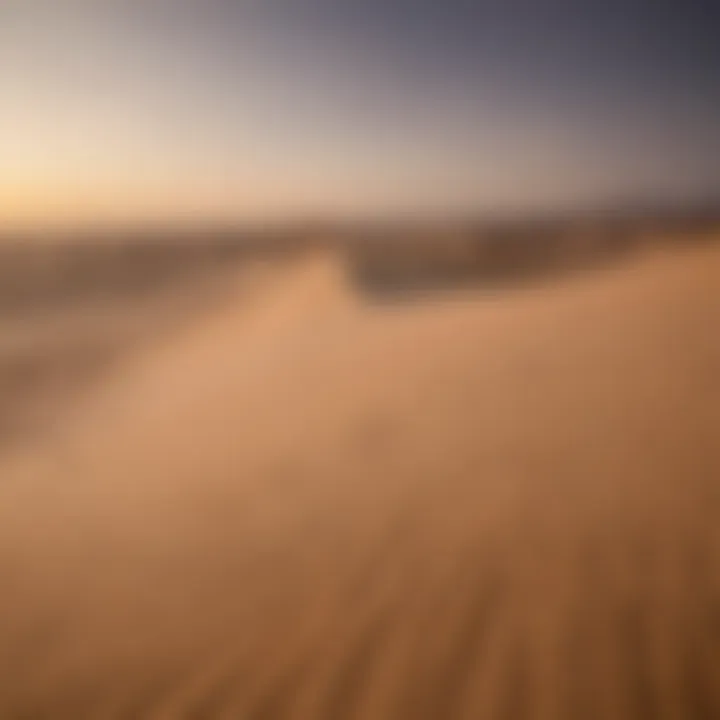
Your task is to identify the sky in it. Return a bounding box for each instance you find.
[1,0,719,230]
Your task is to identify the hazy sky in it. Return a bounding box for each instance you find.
[2,0,719,228]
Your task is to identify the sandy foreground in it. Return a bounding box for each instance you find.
[0,243,719,719]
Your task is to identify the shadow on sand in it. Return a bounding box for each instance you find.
[344,218,719,302]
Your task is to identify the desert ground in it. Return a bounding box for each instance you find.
[0,235,719,718]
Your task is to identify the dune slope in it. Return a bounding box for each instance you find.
[1,244,719,719]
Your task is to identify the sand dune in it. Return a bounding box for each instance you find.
[1,242,719,718]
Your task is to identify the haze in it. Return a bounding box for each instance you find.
[2,0,719,231]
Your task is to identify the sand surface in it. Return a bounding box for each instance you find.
[0,243,719,718]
